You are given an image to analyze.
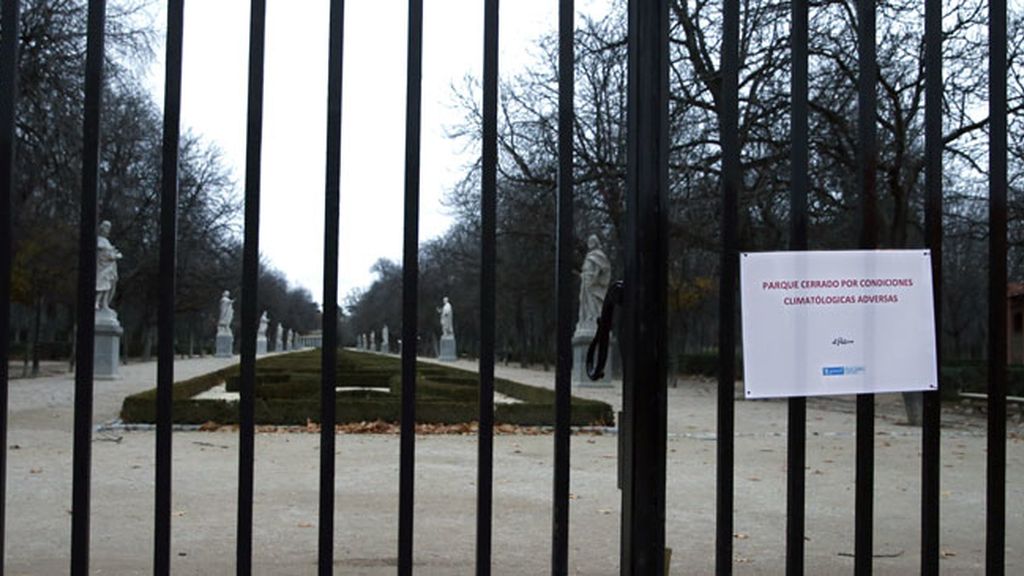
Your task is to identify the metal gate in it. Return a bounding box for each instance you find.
[0,0,1013,574]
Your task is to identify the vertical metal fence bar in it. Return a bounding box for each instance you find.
[0,1,19,572]
[854,0,878,573]
[786,0,808,573]
[921,0,943,572]
[237,0,266,573]
[71,2,106,573]
[620,1,669,574]
[399,0,422,573]
[318,0,344,573]
[551,0,574,573]
[716,0,739,572]
[987,0,1007,572]
[476,1,498,573]
[155,1,184,574]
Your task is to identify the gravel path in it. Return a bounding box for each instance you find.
[4,352,1022,574]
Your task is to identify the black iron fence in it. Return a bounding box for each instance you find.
[0,0,1012,574]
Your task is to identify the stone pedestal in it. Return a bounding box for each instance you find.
[256,337,267,355]
[216,332,233,358]
[94,309,122,380]
[572,329,613,388]
[438,334,457,361]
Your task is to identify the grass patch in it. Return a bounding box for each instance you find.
[121,349,614,427]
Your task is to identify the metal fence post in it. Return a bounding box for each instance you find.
[786,0,809,572]
[155,1,185,573]
[0,1,20,572]
[621,0,669,573]
[716,0,739,572]
[552,0,575,573]
[987,0,1008,572]
[399,0,422,572]
[71,2,107,573]
[237,1,267,572]
[318,0,345,573]
[476,1,499,573]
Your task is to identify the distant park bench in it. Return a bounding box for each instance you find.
[958,392,1024,417]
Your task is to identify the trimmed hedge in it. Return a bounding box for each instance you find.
[121,349,614,426]
[940,363,1024,399]
[677,352,744,379]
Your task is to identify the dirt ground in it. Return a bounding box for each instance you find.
[4,352,1022,574]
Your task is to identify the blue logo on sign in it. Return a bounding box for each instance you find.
[823,366,865,376]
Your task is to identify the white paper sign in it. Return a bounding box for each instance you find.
[740,250,937,398]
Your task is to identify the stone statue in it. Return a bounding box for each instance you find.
[256,311,269,355]
[439,297,454,337]
[382,325,389,352]
[370,330,376,351]
[577,235,611,333]
[95,220,122,311]
[218,291,234,336]
[274,324,283,351]
[437,297,456,361]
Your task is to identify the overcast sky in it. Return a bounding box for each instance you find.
[145,1,612,308]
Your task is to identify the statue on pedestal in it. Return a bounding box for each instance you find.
[438,297,456,361]
[382,325,389,353]
[258,311,269,337]
[256,311,269,355]
[215,290,235,358]
[573,235,614,387]
[576,235,611,335]
[218,291,234,336]
[95,220,122,312]
[439,297,454,337]
[93,219,123,379]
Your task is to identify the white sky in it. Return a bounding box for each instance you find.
[144,1,612,308]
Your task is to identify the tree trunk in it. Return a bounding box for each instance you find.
[516,296,527,368]
[68,324,76,371]
[141,323,154,362]
[31,295,43,377]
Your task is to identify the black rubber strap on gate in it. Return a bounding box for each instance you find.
[586,280,624,381]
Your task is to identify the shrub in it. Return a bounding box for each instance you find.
[121,349,614,427]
